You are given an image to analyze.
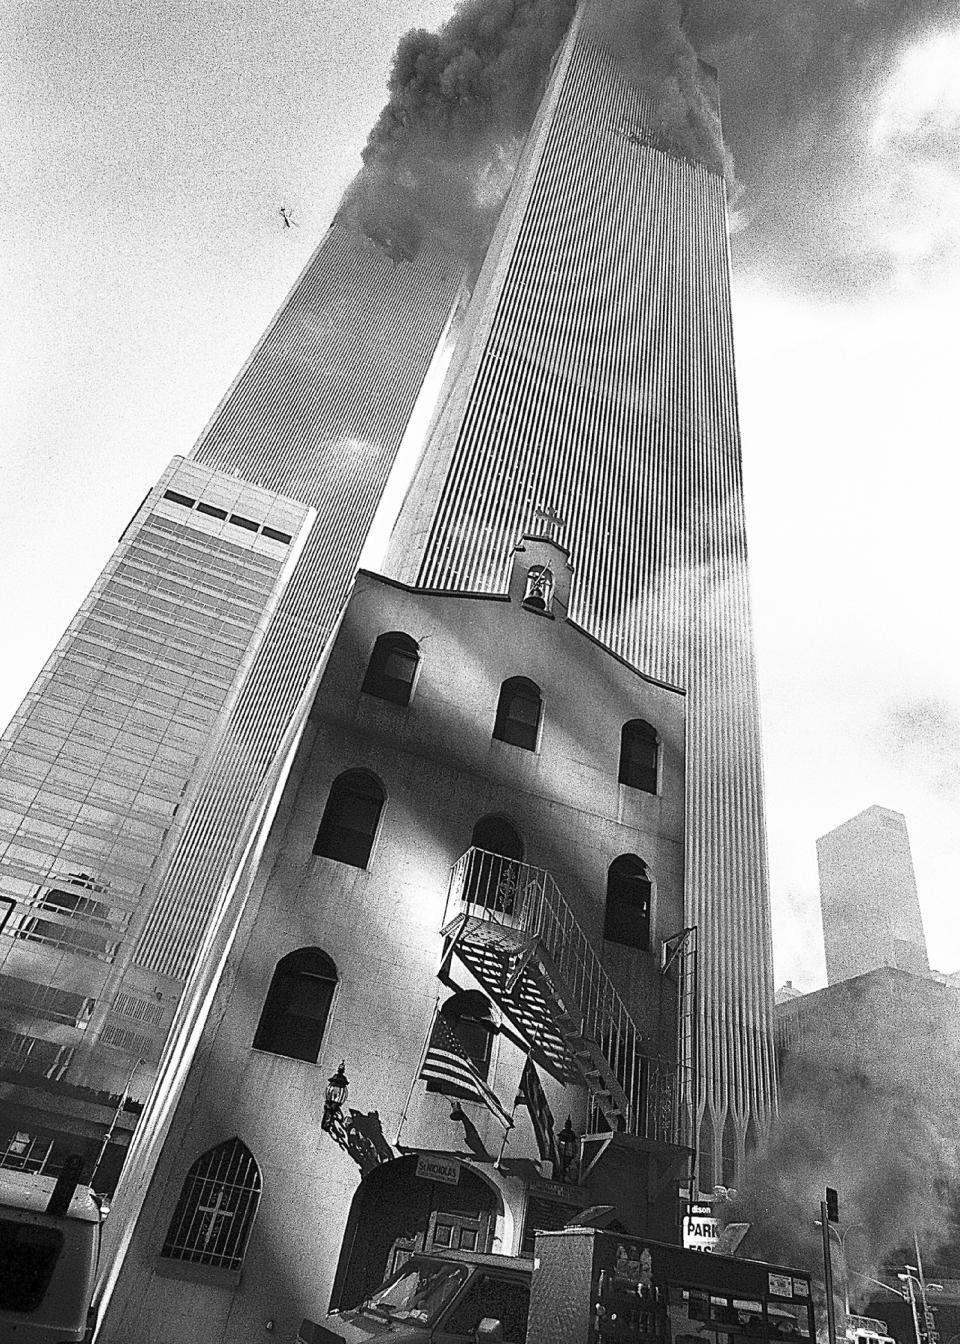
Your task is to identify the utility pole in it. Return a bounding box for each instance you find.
[902,1269,924,1344]
[821,1188,840,1344]
[915,1234,941,1344]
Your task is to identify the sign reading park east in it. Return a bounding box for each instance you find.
[683,1203,720,1252]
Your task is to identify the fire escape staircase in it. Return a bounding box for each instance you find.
[440,848,695,1145]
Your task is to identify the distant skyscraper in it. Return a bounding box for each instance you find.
[386,0,776,1183]
[817,805,930,985]
[0,223,462,1177]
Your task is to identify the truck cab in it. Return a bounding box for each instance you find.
[0,1166,105,1343]
[299,1250,533,1344]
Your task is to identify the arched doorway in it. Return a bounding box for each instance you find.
[331,1155,502,1309]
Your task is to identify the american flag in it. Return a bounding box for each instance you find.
[516,1056,561,1172]
[420,1015,514,1129]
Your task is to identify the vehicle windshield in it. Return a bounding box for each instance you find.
[0,1218,64,1313]
[362,1259,469,1326]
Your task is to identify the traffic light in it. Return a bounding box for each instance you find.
[825,1187,839,1223]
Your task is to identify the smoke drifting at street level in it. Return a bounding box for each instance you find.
[345,0,577,262]
[722,977,960,1309]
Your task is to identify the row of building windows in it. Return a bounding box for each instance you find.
[312,777,653,948]
[362,632,660,791]
[161,489,294,544]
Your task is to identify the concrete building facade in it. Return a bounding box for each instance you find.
[95,537,694,1342]
[817,806,930,985]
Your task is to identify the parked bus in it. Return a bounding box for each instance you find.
[0,1161,106,1343]
[301,1226,816,1344]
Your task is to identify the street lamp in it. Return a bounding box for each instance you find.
[815,1219,868,1317]
[557,1116,580,1183]
[898,1269,943,1344]
[321,1061,349,1143]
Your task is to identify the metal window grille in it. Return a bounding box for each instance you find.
[0,1131,54,1173]
[161,1138,261,1271]
[112,992,165,1026]
[100,1022,151,1055]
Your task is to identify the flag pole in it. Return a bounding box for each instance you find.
[396,993,441,1148]
[497,1029,538,1170]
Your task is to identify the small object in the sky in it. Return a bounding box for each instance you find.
[279,205,300,229]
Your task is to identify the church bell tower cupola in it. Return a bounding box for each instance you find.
[509,524,574,618]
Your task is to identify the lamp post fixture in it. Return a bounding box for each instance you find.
[815,1218,868,1319]
[557,1115,580,1183]
[321,1061,349,1143]
[898,1268,943,1344]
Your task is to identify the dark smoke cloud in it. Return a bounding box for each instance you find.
[344,0,576,261]
[586,0,732,177]
[881,696,960,799]
[686,0,960,294]
[725,975,960,1310]
[347,0,960,290]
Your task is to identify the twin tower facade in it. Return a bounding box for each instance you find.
[0,0,774,1265]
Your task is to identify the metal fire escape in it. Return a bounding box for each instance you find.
[440,848,697,1147]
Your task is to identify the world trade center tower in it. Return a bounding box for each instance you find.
[386,0,777,1184]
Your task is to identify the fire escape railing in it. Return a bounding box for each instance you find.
[442,848,693,1145]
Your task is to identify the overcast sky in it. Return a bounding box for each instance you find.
[3,0,959,990]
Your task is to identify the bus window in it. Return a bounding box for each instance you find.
[768,1302,811,1338]
[0,1219,64,1312]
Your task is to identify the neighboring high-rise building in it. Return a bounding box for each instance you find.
[0,225,463,1181]
[386,0,776,1183]
[0,458,313,1183]
[817,805,930,985]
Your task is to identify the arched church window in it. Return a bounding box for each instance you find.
[252,947,338,1062]
[603,855,652,951]
[160,1137,261,1272]
[466,816,524,914]
[361,632,420,706]
[493,678,541,752]
[313,770,384,868]
[619,719,659,793]
[425,990,496,1095]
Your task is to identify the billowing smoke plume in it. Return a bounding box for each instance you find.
[345,0,740,262]
[723,974,960,1312]
[586,0,732,179]
[344,0,576,261]
[686,0,960,294]
[347,0,960,288]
